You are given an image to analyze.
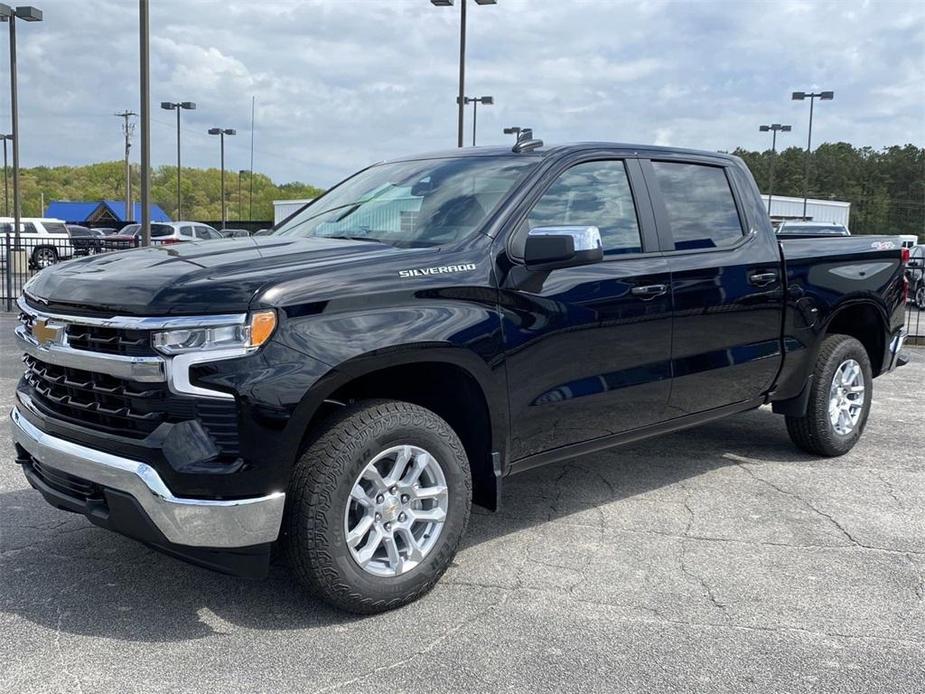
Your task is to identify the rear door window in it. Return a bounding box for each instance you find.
[180,225,195,238]
[650,162,744,251]
[194,226,211,240]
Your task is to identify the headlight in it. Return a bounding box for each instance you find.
[152,310,277,355]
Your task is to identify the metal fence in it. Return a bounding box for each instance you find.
[2,233,140,311]
[906,302,924,347]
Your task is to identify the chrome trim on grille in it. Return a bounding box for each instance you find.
[18,296,250,398]
[15,324,167,382]
[11,407,284,548]
[18,295,246,330]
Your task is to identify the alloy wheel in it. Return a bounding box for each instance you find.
[344,445,449,577]
[828,358,865,435]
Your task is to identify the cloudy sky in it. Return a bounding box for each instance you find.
[4,0,924,186]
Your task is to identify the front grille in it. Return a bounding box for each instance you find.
[29,458,103,502]
[66,324,152,356]
[18,311,154,357]
[22,355,240,458]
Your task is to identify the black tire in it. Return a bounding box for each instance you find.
[915,283,925,310]
[284,399,472,614]
[785,334,873,457]
[31,246,58,269]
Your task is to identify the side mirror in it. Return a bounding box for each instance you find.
[524,226,603,270]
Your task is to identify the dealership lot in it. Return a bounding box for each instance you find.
[0,311,922,693]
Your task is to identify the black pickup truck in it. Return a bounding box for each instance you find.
[11,139,910,613]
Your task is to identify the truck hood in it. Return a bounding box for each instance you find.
[25,236,424,315]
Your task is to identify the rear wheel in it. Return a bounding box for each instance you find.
[785,334,873,457]
[31,247,58,269]
[915,283,925,309]
[284,399,471,613]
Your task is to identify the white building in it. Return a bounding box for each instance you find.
[760,194,851,227]
[273,199,314,225]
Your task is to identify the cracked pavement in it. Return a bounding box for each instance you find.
[0,311,922,693]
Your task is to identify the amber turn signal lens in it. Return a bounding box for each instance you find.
[249,310,277,348]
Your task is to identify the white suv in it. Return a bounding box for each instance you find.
[0,217,75,268]
[117,221,223,245]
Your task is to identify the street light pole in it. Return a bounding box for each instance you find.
[1,134,10,217]
[759,123,791,215]
[160,100,196,219]
[139,0,151,246]
[431,0,497,148]
[208,128,236,229]
[792,90,834,220]
[1,5,42,249]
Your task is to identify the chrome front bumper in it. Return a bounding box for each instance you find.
[11,407,285,548]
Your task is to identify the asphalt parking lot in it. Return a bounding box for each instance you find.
[0,310,922,693]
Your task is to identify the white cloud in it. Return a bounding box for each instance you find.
[4,0,923,187]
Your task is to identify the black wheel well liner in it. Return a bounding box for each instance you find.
[824,301,887,377]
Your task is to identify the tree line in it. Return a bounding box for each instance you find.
[6,144,924,238]
[9,161,323,222]
[732,143,923,238]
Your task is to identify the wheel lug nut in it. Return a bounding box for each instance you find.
[384,522,391,531]
[376,495,384,503]
[375,512,381,521]
[390,486,397,494]
[398,513,406,522]
[401,495,409,504]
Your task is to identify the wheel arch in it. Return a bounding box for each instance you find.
[823,300,888,376]
[292,346,507,511]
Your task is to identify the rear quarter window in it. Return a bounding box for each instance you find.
[150,224,174,238]
[43,222,68,234]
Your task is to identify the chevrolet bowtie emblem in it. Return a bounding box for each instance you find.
[32,319,64,347]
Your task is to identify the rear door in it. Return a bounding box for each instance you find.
[642,158,784,416]
[500,156,673,460]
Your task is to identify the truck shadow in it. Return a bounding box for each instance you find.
[0,407,819,642]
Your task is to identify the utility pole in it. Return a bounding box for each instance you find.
[115,110,136,221]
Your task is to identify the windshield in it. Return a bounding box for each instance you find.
[275,156,536,247]
[778,224,848,235]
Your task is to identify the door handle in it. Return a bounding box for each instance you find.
[630,284,668,299]
[748,271,778,287]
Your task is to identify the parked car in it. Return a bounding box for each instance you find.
[219,228,252,238]
[776,221,851,237]
[12,141,910,614]
[66,224,103,257]
[93,227,120,236]
[0,216,75,268]
[907,245,925,309]
[102,221,223,248]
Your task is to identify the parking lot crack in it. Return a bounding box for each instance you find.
[677,481,729,617]
[733,462,866,548]
[53,603,84,694]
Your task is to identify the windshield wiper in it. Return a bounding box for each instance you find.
[323,235,385,244]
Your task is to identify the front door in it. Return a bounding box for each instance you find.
[499,157,673,461]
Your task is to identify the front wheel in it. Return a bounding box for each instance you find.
[785,334,873,457]
[284,399,472,613]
